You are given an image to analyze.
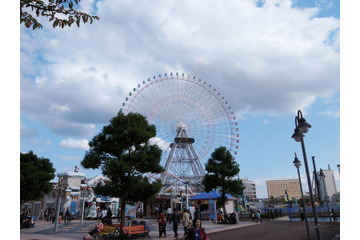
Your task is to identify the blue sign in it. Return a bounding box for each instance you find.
[125,205,136,218]
[209,200,217,224]
[70,201,77,213]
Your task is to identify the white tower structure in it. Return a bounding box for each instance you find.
[160,123,206,193]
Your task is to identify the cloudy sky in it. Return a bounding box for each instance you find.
[18,0,343,198]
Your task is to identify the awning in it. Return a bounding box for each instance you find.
[189,190,236,201]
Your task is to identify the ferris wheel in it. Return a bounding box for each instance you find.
[121,73,239,193]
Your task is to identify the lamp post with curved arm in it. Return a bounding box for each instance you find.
[293,153,311,239]
[291,109,322,240]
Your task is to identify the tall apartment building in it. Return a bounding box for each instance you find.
[315,168,338,202]
[241,179,257,200]
[266,179,302,200]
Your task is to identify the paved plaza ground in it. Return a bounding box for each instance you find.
[19,217,340,240]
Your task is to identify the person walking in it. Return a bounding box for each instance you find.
[166,207,173,223]
[46,207,52,222]
[51,208,56,223]
[59,210,64,224]
[158,210,167,237]
[65,207,72,224]
[170,208,180,239]
[155,206,159,217]
[101,208,107,220]
[185,218,209,240]
[193,207,202,226]
[37,208,44,221]
[117,207,121,222]
[256,210,262,223]
[20,209,26,227]
[331,209,337,222]
[299,206,305,221]
[250,208,256,222]
[106,206,113,224]
[182,209,191,238]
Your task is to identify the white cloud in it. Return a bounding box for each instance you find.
[320,110,340,118]
[20,121,37,138]
[59,138,90,150]
[20,0,339,139]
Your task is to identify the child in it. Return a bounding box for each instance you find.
[83,218,103,240]
[256,210,262,223]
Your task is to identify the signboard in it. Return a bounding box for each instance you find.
[70,201,77,213]
[125,205,136,218]
[209,200,217,224]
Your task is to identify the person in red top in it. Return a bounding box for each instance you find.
[83,218,104,240]
[185,218,209,240]
[158,210,167,237]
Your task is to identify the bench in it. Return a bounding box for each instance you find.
[122,225,150,238]
[93,225,118,239]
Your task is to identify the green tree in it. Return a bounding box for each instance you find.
[20,0,100,30]
[81,112,164,225]
[202,146,244,215]
[20,151,56,204]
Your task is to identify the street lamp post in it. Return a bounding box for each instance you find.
[184,180,190,210]
[293,153,311,239]
[292,109,322,240]
[54,176,63,233]
[319,169,333,227]
[80,187,86,223]
[312,156,322,204]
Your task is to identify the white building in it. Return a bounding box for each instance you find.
[316,168,338,202]
[241,179,257,200]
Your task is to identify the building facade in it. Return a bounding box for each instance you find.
[266,179,302,200]
[316,168,338,202]
[241,178,257,201]
[21,171,88,219]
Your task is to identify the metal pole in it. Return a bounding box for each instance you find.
[54,188,61,232]
[185,184,189,210]
[81,191,85,223]
[312,156,321,204]
[324,189,332,227]
[320,170,333,227]
[296,166,311,239]
[300,133,322,240]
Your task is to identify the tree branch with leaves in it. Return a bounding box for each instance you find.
[20,0,100,30]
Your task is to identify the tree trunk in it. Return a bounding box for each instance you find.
[222,191,227,215]
[121,198,126,227]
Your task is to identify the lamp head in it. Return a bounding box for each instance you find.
[297,110,312,133]
[291,128,302,142]
[293,152,301,168]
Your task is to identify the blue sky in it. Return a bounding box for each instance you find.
[16,0,343,200]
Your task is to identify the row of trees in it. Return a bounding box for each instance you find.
[21,112,244,223]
